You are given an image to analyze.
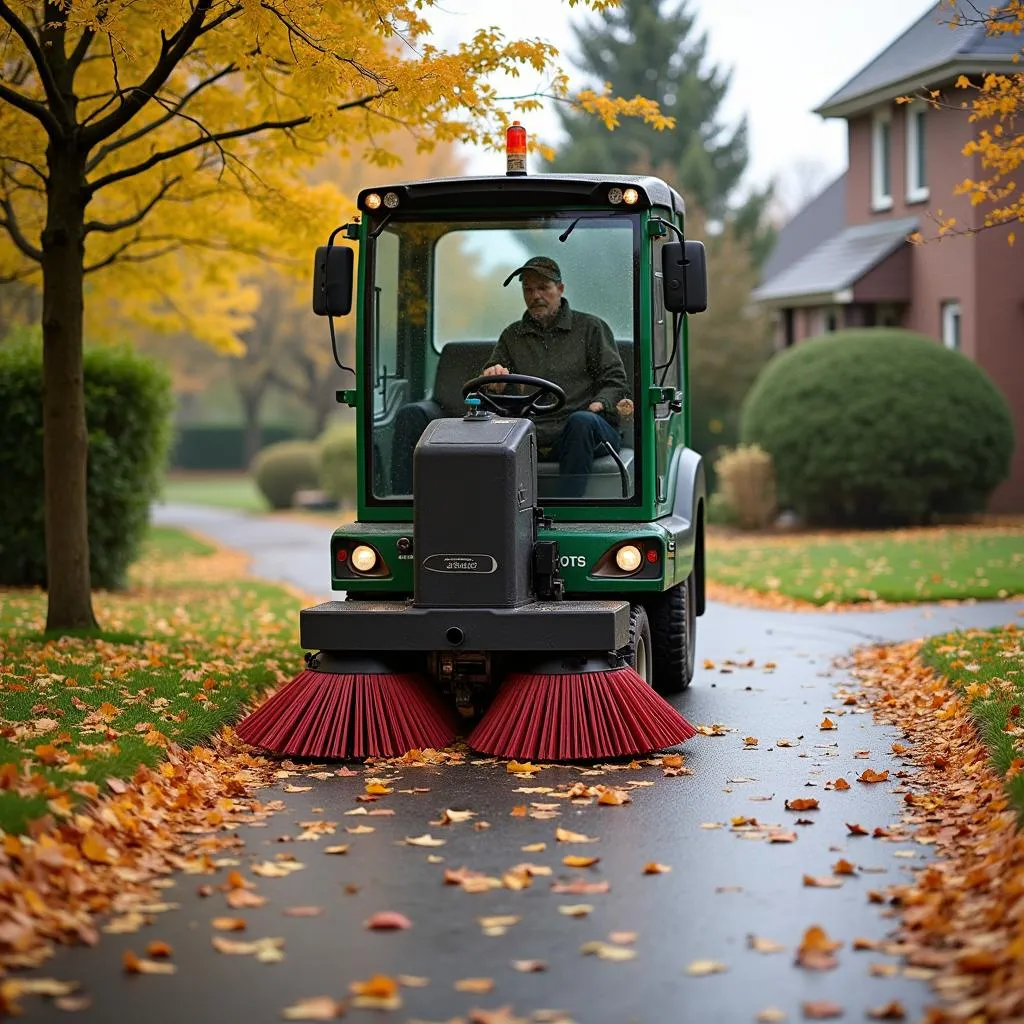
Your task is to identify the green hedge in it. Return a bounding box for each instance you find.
[0,343,173,588]
[739,329,1014,527]
[318,425,357,507]
[171,424,301,470]
[252,440,321,510]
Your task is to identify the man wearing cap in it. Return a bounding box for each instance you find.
[482,256,632,498]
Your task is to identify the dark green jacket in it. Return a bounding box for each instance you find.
[484,300,628,446]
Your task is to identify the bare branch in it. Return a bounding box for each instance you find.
[0,194,42,261]
[79,0,218,148]
[0,77,62,135]
[86,63,237,173]
[0,1,69,127]
[83,175,182,234]
[87,87,396,194]
[0,155,47,185]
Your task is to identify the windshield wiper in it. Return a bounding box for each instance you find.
[558,218,581,243]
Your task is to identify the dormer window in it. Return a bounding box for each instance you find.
[871,108,893,211]
[905,102,928,203]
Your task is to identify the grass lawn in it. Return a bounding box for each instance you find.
[159,472,269,512]
[920,625,1024,820]
[0,526,303,835]
[706,527,1024,605]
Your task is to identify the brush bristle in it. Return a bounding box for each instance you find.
[467,667,696,761]
[236,670,456,759]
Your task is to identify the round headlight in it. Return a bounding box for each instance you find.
[622,188,640,205]
[614,544,643,573]
[364,192,382,210]
[383,191,399,208]
[608,187,624,205]
[351,545,378,572]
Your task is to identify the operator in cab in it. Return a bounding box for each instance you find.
[482,256,634,498]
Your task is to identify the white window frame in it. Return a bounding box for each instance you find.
[871,108,893,212]
[905,101,929,203]
[941,300,961,350]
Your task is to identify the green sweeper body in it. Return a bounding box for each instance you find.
[238,167,710,761]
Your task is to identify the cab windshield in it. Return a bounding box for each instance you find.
[367,212,639,502]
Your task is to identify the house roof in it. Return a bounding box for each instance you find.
[816,1,1021,118]
[752,217,918,305]
[760,173,846,285]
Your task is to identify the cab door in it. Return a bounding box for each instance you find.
[650,230,682,512]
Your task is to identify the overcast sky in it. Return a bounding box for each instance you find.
[428,0,938,210]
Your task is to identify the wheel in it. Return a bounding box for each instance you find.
[624,604,653,686]
[645,571,696,695]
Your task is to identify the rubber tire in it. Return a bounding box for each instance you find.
[645,572,696,695]
[624,604,653,686]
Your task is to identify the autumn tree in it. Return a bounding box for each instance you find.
[0,0,669,632]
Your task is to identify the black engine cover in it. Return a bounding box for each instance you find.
[413,415,536,608]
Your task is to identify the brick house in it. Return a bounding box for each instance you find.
[753,2,1024,512]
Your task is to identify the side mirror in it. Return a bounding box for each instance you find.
[662,239,708,315]
[312,245,354,317]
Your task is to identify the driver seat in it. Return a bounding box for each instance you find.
[429,341,635,499]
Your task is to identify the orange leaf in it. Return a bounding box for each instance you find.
[784,798,819,812]
[365,911,412,930]
[803,1001,844,1019]
[81,831,114,865]
[743,736,759,746]
[643,862,671,874]
[145,941,173,958]
[832,859,856,876]
[819,717,836,730]
[858,769,889,784]
[832,778,850,791]
[454,978,494,993]
[803,874,843,888]
[597,787,630,806]
[867,1000,906,1019]
[846,822,869,836]
[212,918,247,931]
[563,855,600,868]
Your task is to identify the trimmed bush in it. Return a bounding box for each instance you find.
[170,424,301,470]
[252,440,320,510]
[740,329,1014,527]
[318,425,358,508]
[0,342,173,588]
[714,444,776,530]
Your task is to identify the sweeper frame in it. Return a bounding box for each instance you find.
[238,126,710,762]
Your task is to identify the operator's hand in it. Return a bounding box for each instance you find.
[616,397,634,418]
[482,363,509,393]
[587,401,604,413]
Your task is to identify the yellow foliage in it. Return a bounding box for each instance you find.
[945,0,1024,236]
[0,0,672,350]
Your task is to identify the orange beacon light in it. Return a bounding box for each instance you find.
[506,121,527,176]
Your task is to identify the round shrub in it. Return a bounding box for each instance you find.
[0,341,173,588]
[739,329,1014,527]
[318,425,357,507]
[252,440,320,510]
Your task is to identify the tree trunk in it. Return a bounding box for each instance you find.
[41,144,96,632]
[241,388,265,468]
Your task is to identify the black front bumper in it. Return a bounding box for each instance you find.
[300,599,630,653]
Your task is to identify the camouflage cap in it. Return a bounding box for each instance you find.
[502,256,562,288]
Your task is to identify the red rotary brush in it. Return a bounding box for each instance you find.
[236,654,455,759]
[467,664,696,761]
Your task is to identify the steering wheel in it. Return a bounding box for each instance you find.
[462,373,567,417]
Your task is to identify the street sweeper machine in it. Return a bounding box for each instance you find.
[237,123,710,763]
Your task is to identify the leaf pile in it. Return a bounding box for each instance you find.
[852,628,1024,1021]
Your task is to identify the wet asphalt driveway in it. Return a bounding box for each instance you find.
[22,505,1023,1023]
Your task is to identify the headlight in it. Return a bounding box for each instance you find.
[350,545,378,572]
[614,544,643,573]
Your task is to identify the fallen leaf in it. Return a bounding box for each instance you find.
[832,859,856,876]
[365,781,393,796]
[349,975,401,1011]
[404,834,445,847]
[454,978,495,993]
[283,784,312,793]
[365,911,412,930]
[284,907,324,918]
[819,718,836,731]
[554,827,598,844]
[122,950,176,975]
[846,822,869,836]
[550,879,609,895]
[521,843,546,853]
[795,925,841,970]
[226,889,267,909]
[642,862,671,874]
[212,917,247,932]
[81,831,115,865]
[802,1002,844,1019]
[562,855,600,868]
[145,941,173,959]
[748,935,786,954]
[252,861,305,878]
[580,941,637,961]
[867,1001,906,1020]
[767,831,798,843]
[744,736,759,746]
[785,798,819,812]
[507,761,538,774]
[832,778,851,791]
[756,1009,787,1023]
[608,931,638,944]
[858,769,889,784]
[511,959,547,972]
[345,825,374,835]
[397,975,430,987]
[323,845,350,855]
[686,959,728,976]
[438,808,476,824]
[281,996,345,1021]
[803,875,843,888]
[597,788,631,806]
[557,904,593,917]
